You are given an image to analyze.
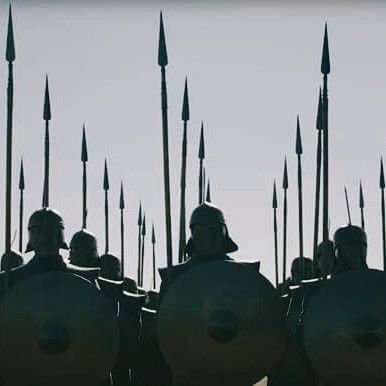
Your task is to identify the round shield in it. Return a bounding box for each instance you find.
[303,269,386,386]
[0,272,120,386]
[157,261,286,386]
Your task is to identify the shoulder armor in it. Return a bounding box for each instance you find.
[66,263,100,282]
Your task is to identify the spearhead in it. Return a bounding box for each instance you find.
[6,5,15,62]
[199,122,205,160]
[316,87,323,130]
[296,115,303,155]
[81,124,88,162]
[380,158,385,189]
[137,202,142,226]
[142,214,146,236]
[206,180,211,202]
[119,181,125,210]
[43,76,51,121]
[359,181,364,209]
[282,157,288,190]
[152,223,156,244]
[182,77,190,121]
[103,159,109,191]
[272,180,277,209]
[321,23,330,75]
[158,12,168,66]
[19,157,24,191]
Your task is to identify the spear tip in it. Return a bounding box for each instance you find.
[198,121,205,159]
[6,4,15,62]
[206,180,211,202]
[81,124,88,162]
[43,76,51,121]
[137,201,142,226]
[152,222,156,243]
[380,157,385,189]
[182,76,190,121]
[103,158,109,191]
[272,180,277,209]
[359,180,364,209]
[158,11,168,66]
[142,213,146,235]
[321,22,331,75]
[119,181,125,210]
[19,157,24,190]
[282,157,288,189]
[295,115,303,155]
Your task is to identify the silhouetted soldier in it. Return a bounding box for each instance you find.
[332,224,368,275]
[100,253,121,281]
[313,239,335,278]
[0,208,100,292]
[0,250,23,271]
[69,228,100,268]
[159,202,239,302]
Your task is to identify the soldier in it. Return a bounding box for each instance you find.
[0,208,100,291]
[332,224,368,275]
[313,239,335,278]
[68,228,100,268]
[159,202,240,301]
[100,253,121,281]
[0,250,23,271]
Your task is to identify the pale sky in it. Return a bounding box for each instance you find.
[1,1,386,288]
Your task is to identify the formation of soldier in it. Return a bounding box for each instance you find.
[0,6,385,386]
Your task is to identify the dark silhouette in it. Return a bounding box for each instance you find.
[359,180,365,230]
[272,180,279,287]
[296,115,304,277]
[42,76,51,209]
[137,201,142,285]
[198,122,205,205]
[18,157,25,254]
[282,157,288,283]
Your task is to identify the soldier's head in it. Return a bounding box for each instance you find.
[99,253,121,280]
[314,240,336,277]
[185,203,238,257]
[290,257,313,283]
[25,208,68,257]
[69,229,99,267]
[1,250,23,271]
[333,225,367,271]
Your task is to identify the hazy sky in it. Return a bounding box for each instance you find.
[1,1,386,287]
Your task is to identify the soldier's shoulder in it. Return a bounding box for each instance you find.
[158,262,189,282]
[66,263,100,282]
[235,259,261,273]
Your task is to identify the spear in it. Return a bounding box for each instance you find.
[178,77,189,263]
[81,124,88,228]
[321,23,330,250]
[42,76,51,208]
[282,157,288,283]
[206,180,211,203]
[296,116,304,277]
[5,5,15,261]
[103,159,110,254]
[380,158,386,270]
[158,12,173,268]
[359,180,365,230]
[120,181,125,279]
[344,186,352,225]
[140,213,146,287]
[313,88,323,260]
[18,158,24,253]
[137,202,142,285]
[272,180,278,287]
[198,122,205,204]
[152,222,156,289]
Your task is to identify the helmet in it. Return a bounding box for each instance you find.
[25,208,68,253]
[291,257,313,282]
[189,203,226,228]
[186,203,238,255]
[69,229,99,267]
[333,225,367,249]
[100,254,121,281]
[1,250,23,270]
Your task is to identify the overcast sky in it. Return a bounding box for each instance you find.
[0,1,385,287]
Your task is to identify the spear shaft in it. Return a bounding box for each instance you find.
[140,215,146,287]
[178,119,187,263]
[160,63,173,267]
[359,182,365,230]
[82,162,87,228]
[120,207,124,278]
[137,203,142,285]
[199,159,203,204]
[272,182,278,287]
[42,120,49,208]
[382,189,386,271]
[283,188,288,282]
[322,74,329,245]
[152,224,156,289]
[5,61,13,254]
[104,190,109,254]
[18,159,24,253]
